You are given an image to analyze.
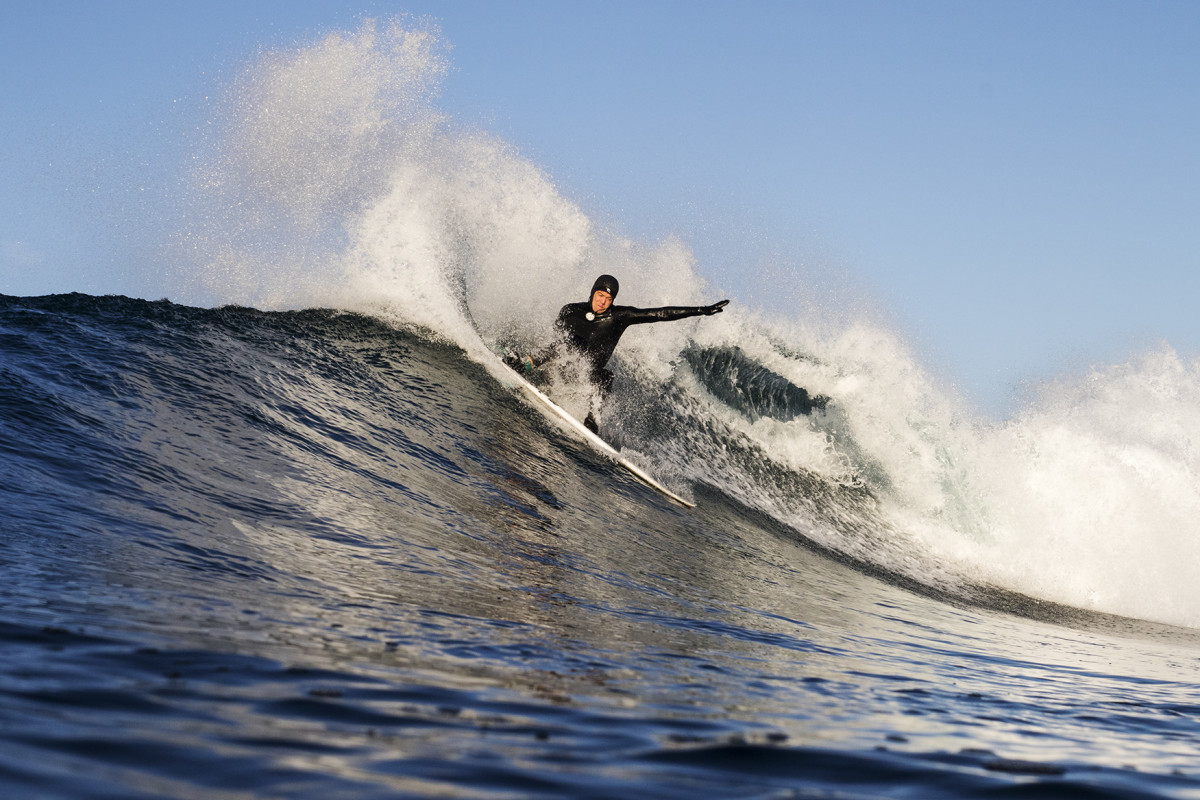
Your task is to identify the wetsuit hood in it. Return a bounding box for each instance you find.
[590,274,619,302]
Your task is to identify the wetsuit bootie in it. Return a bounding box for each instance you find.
[583,412,599,435]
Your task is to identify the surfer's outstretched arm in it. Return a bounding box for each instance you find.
[621,299,730,325]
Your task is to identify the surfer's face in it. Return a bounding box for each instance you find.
[591,290,613,314]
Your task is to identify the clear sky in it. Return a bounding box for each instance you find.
[2,1,1198,412]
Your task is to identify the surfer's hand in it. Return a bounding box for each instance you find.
[702,300,730,316]
[504,353,534,374]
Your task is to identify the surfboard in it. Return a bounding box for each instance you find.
[493,356,696,509]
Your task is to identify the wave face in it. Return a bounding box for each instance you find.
[4,18,1200,799]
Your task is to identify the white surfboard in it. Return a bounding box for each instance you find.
[494,357,695,509]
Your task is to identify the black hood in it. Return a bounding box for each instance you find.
[590,274,619,301]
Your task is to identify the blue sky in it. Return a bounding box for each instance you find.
[2,1,1198,412]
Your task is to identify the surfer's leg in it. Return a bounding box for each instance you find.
[583,368,614,434]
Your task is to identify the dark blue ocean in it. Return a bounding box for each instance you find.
[3,292,1199,799]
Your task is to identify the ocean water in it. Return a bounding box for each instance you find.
[5,18,1200,799]
[3,294,1199,799]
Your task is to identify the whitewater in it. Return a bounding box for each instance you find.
[3,19,1199,799]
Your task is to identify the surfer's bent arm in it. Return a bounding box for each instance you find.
[522,306,579,368]
[503,306,574,373]
[517,335,568,372]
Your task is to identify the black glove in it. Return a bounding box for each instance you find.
[702,299,729,316]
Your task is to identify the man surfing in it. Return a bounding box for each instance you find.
[506,274,728,433]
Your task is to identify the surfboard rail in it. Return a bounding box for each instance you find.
[493,356,695,508]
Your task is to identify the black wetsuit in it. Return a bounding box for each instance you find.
[551,302,715,392]
[508,276,726,432]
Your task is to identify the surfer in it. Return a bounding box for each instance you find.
[506,274,729,433]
